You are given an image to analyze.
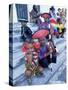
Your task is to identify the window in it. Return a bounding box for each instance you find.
[16,4,28,20]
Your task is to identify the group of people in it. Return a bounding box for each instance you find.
[21,37,58,85]
[30,5,66,38]
[19,5,66,85]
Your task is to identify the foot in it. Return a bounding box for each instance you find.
[56,36,59,38]
[36,72,44,77]
[61,35,64,38]
[27,78,32,85]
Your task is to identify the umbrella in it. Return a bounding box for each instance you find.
[41,13,51,19]
[32,29,49,39]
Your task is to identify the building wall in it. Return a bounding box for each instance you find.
[9,4,26,86]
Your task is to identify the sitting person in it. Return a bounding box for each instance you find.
[38,38,52,68]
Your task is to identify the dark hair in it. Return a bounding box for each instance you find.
[50,6,55,11]
[58,8,61,11]
[33,5,38,13]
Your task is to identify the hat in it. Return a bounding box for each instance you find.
[41,13,51,18]
[18,19,28,22]
[58,8,61,11]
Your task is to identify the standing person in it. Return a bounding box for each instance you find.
[32,39,44,76]
[61,8,66,25]
[47,39,57,64]
[49,6,56,20]
[57,8,66,25]
[30,5,41,25]
[23,40,43,84]
[57,8,62,17]
[40,13,51,40]
[57,18,65,38]
[24,42,38,85]
[19,19,32,42]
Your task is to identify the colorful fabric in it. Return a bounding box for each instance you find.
[56,23,64,33]
[38,45,48,59]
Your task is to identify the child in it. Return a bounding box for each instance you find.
[32,39,44,76]
[25,39,44,79]
[25,43,35,85]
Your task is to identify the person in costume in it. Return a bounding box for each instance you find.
[56,18,65,38]
[38,38,52,68]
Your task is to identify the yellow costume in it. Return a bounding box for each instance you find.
[56,23,64,33]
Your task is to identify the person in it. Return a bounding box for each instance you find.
[30,5,41,25]
[57,8,62,17]
[24,43,35,85]
[56,18,66,38]
[57,8,66,26]
[49,6,56,20]
[32,39,44,76]
[24,40,44,84]
[61,8,66,25]
[47,39,57,64]
[38,38,51,68]
[19,19,32,42]
[39,13,51,40]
